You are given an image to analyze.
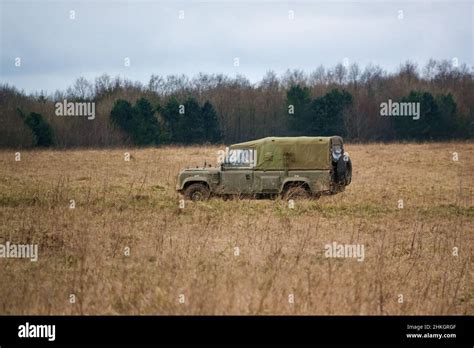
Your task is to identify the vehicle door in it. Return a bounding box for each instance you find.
[220,148,256,194]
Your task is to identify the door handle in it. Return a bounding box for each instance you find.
[245,174,250,180]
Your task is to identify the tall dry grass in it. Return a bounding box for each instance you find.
[0,143,472,314]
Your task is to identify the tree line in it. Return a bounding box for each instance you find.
[1,59,472,148]
[110,97,221,146]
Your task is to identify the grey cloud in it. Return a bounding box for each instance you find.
[1,0,472,93]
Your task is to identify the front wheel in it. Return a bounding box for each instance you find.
[184,183,211,201]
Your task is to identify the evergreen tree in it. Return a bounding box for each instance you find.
[159,97,221,144]
[110,99,134,134]
[158,97,181,143]
[17,109,55,147]
[182,97,204,144]
[201,100,221,143]
[133,98,160,145]
[394,91,463,140]
[310,89,352,136]
[435,93,459,139]
[286,85,312,134]
[286,87,352,136]
[394,91,437,140]
[110,98,161,145]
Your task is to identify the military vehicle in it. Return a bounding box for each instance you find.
[176,136,352,201]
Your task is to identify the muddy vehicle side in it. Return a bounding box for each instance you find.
[176,136,352,200]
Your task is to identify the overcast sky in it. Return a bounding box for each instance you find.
[1,0,472,93]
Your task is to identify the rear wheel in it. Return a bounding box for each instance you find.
[184,183,210,201]
[283,185,311,200]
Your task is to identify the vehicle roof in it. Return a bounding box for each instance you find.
[228,136,343,170]
[230,136,342,148]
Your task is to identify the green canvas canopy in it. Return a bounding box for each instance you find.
[229,136,341,170]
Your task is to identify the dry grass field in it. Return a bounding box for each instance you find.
[0,143,472,315]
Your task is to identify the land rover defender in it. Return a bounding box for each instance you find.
[176,136,352,201]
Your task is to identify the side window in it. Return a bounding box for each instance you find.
[223,148,257,168]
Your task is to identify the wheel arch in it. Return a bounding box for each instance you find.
[181,178,210,191]
[281,178,312,193]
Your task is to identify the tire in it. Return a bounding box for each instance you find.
[184,183,210,201]
[345,157,352,185]
[336,156,347,183]
[283,185,311,200]
[336,156,352,186]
